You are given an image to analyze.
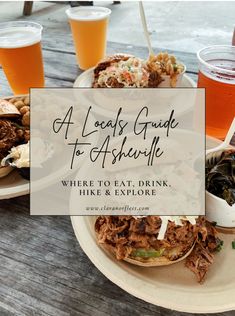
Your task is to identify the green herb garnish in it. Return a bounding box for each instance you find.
[232,241,235,249]
[11,122,26,130]
[173,64,178,72]
[216,239,224,252]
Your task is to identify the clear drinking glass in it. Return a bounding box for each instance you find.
[197,45,235,140]
[66,6,111,70]
[0,21,45,95]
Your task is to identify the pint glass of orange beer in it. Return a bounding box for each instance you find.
[66,7,111,70]
[0,21,45,95]
[197,46,235,140]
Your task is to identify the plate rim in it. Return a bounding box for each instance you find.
[73,69,197,129]
[69,130,235,312]
[70,136,235,313]
[0,184,29,199]
[71,215,235,313]
[74,67,197,88]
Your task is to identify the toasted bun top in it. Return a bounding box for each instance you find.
[0,99,20,118]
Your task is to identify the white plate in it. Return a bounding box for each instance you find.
[74,69,197,126]
[0,95,29,199]
[205,139,235,228]
[71,216,235,313]
[0,170,29,199]
[71,137,235,313]
[0,92,99,200]
[74,67,196,89]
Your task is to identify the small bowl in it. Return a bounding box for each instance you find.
[206,190,235,228]
[205,145,235,228]
[158,64,186,88]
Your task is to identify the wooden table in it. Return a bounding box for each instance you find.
[0,36,234,316]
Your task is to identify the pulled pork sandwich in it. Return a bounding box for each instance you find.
[0,97,30,179]
[95,216,223,283]
[93,54,163,88]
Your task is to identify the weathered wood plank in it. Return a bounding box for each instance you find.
[43,46,197,83]
[41,31,198,73]
[0,68,75,97]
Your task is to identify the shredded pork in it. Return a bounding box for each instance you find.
[95,216,221,283]
[185,220,220,283]
[0,119,21,159]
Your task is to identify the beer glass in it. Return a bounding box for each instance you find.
[66,7,111,70]
[0,21,45,94]
[197,46,235,139]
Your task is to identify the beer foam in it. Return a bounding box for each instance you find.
[0,26,41,48]
[66,7,111,21]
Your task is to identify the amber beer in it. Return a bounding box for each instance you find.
[66,7,111,70]
[197,46,235,139]
[0,21,44,94]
